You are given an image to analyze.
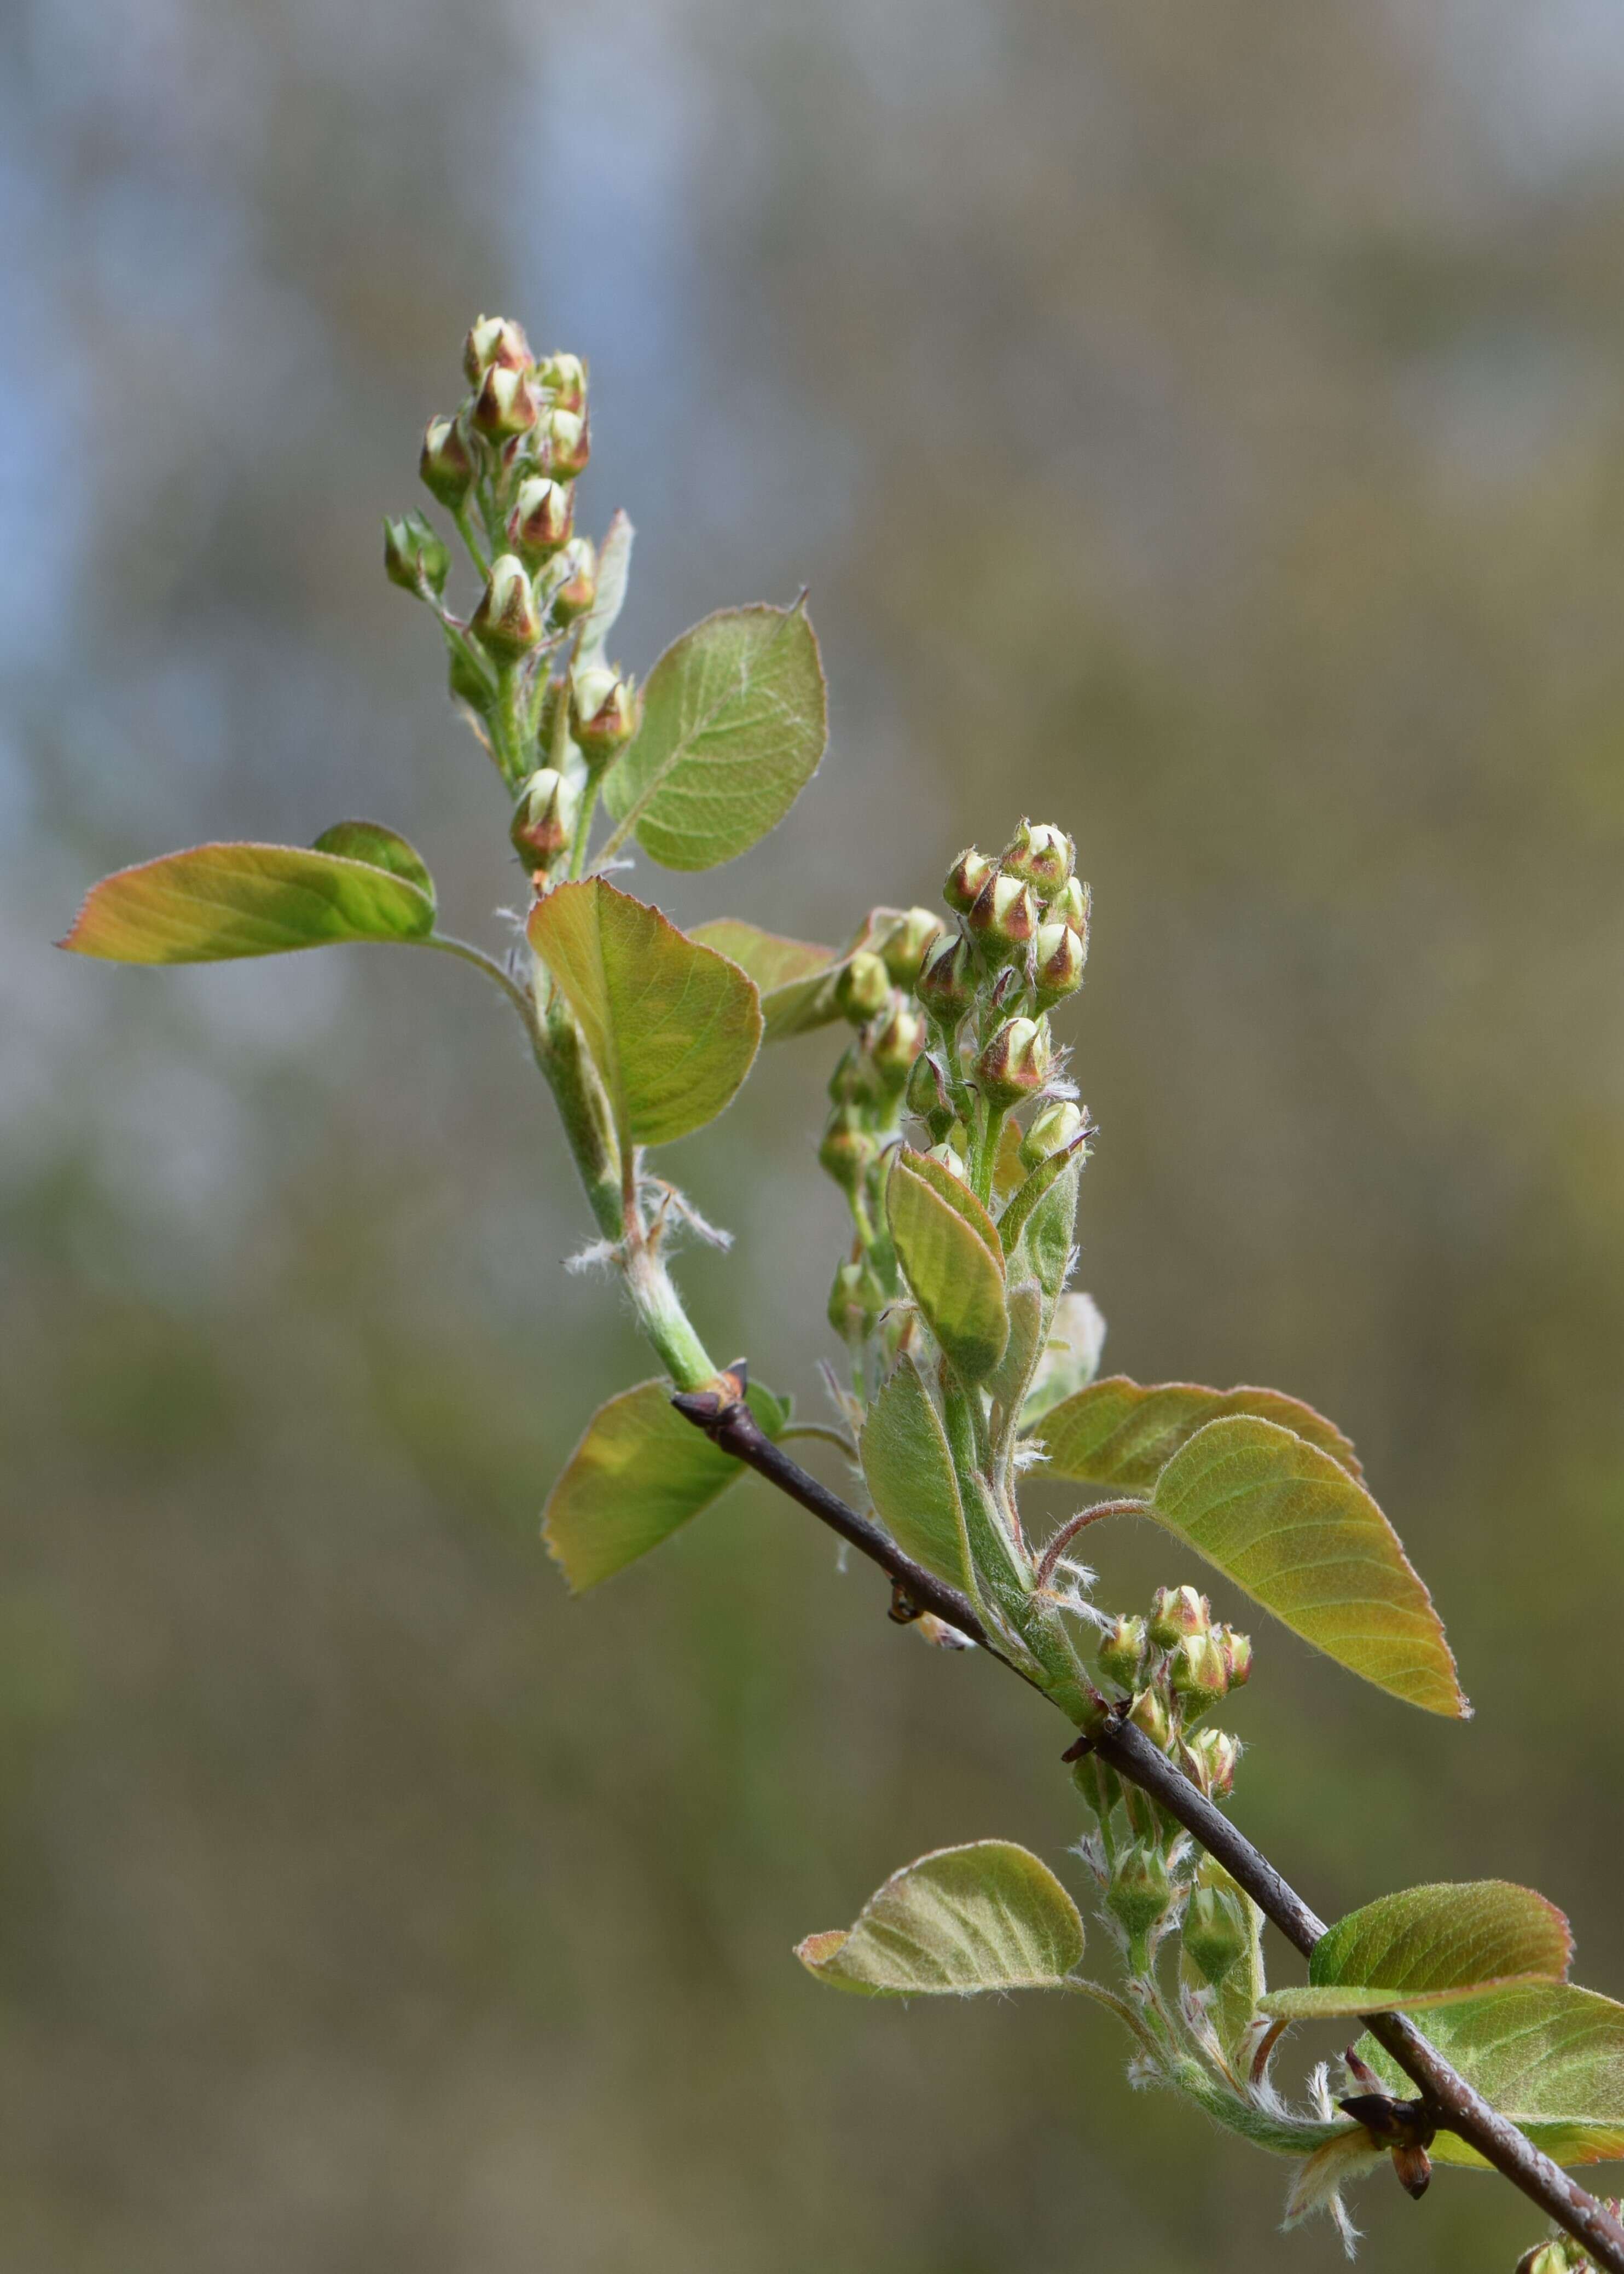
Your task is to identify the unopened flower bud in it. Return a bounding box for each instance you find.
[1184,1727,1240,1799]
[473,363,539,439]
[1217,1627,1252,1688]
[1126,1683,1172,1750]
[1018,1098,1083,1172]
[917,934,976,1022]
[1149,1584,1210,1648]
[1515,2246,1585,2274]
[819,1110,878,1193]
[471,554,543,659]
[570,666,640,767]
[869,998,926,1090]
[419,415,474,507]
[549,537,598,624]
[1106,1841,1174,1961]
[463,314,533,384]
[827,1044,884,1110]
[924,1140,967,1183]
[542,406,591,479]
[966,873,1039,964]
[1183,1882,1251,1986]
[976,1015,1052,1107]
[508,766,581,875]
[943,848,995,915]
[1033,920,1087,1010]
[906,1049,952,1126]
[536,351,587,412]
[828,1257,884,1343]
[1051,876,1089,935]
[1098,1613,1148,1692]
[836,951,892,1026]
[508,476,575,561]
[382,511,450,596]
[1170,1630,1231,1707]
[1002,819,1075,899]
[877,906,946,987]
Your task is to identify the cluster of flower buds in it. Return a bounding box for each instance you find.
[1516,2227,1613,2274]
[1095,1586,1250,1804]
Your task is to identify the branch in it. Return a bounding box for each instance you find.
[674,1380,1624,2274]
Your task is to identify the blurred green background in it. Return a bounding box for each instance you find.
[5,2,1624,2266]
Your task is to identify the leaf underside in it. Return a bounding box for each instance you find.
[860,1353,977,1599]
[1033,1375,1362,1486]
[796,1841,1084,1996]
[885,1150,1008,1382]
[688,918,838,1041]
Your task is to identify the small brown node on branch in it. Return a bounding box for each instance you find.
[888,1583,923,1625]
[1338,2060,1438,2204]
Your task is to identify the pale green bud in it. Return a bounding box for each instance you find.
[877,906,946,988]
[1051,875,1089,934]
[1149,1584,1210,1648]
[1106,1840,1174,1964]
[1001,818,1074,899]
[472,362,539,439]
[508,476,575,561]
[917,934,976,1021]
[1098,1613,1148,1692]
[570,666,640,766]
[976,1015,1052,1108]
[471,554,543,659]
[819,1110,879,1193]
[1183,1883,1251,1986]
[549,537,598,624]
[419,415,474,507]
[382,511,449,596]
[836,951,892,1026]
[542,406,591,479]
[509,766,581,875]
[1033,919,1087,1010]
[905,1049,952,1126]
[1018,1098,1083,1172]
[463,314,532,384]
[943,848,994,916]
[537,351,587,412]
[1217,1626,1252,1688]
[827,1043,884,1109]
[1170,1629,1230,1707]
[924,1139,967,1183]
[828,1257,885,1343]
[966,872,1039,964]
[1184,1727,1240,1799]
[869,997,927,1090]
[1126,1683,1172,1750]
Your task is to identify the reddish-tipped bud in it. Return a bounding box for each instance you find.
[869,997,926,1089]
[917,934,976,1022]
[419,415,475,508]
[876,906,946,987]
[542,406,591,479]
[1098,1613,1149,1692]
[1052,875,1089,935]
[536,351,587,413]
[836,951,892,1026]
[905,1048,952,1127]
[1217,1627,1252,1689]
[509,766,581,875]
[382,511,449,596]
[1170,1630,1230,1707]
[463,314,532,385]
[1033,919,1087,1010]
[1184,1728,1240,1799]
[1183,1882,1251,1984]
[1149,1584,1210,1648]
[473,363,539,439]
[819,1110,879,1193]
[976,1015,1052,1107]
[966,872,1039,965]
[1018,1098,1083,1172]
[570,665,640,767]
[549,537,598,624]
[1002,819,1075,899]
[471,554,543,659]
[943,848,994,915]
[508,476,575,561]
[1126,1683,1173,1750]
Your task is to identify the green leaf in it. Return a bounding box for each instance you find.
[528,879,763,1149]
[997,1144,1082,1301]
[987,1280,1046,1447]
[688,918,838,1042]
[601,603,827,870]
[1357,1984,1624,2168]
[1019,1292,1107,1430]
[59,838,437,963]
[796,1841,1083,1997]
[885,1149,1008,1382]
[1033,1376,1361,1488]
[859,1353,976,1599]
[543,1378,788,1592]
[311,819,437,899]
[1262,1882,1572,2022]
[1149,1416,1465,1716]
[574,508,634,670]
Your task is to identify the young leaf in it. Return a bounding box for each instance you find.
[885,1150,1008,1382]
[59,838,437,962]
[529,879,763,1149]
[688,918,838,1042]
[1032,1376,1361,1486]
[987,1280,1047,1448]
[1263,1882,1573,2022]
[859,1353,976,1600]
[796,1841,1083,1997]
[311,819,437,898]
[543,1377,788,1592]
[1019,1292,1107,1430]
[1356,1984,1624,2168]
[573,508,634,670]
[997,1145,1082,1301]
[1149,1416,1465,1717]
[601,602,827,870]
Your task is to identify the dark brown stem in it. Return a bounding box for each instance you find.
[1035,1500,1147,1592]
[674,1382,1624,2273]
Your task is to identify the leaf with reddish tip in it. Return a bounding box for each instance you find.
[60,837,436,962]
[1031,1376,1361,1485]
[689,918,839,1041]
[796,1841,1083,1996]
[885,1149,1008,1382]
[1263,1881,1573,2022]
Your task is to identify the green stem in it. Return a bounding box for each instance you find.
[569,773,602,880]
[454,500,490,580]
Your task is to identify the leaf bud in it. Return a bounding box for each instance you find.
[836,950,893,1026]
[976,1015,1052,1108]
[536,351,587,412]
[549,537,598,624]
[819,1111,879,1193]
[1149,1584,1210,1648]
[869,997,927,1090]
[542,406,591,479]
[943,848,995,915]
[1217,1626,1253,1689]
[966,872,1039,965]
[382,511,450,596]
[1051,876,1090,936]
[1170,1629,1231,1708]
[1184,1727,1240,1799]
[419,415,474,507]
[471,553,543,659]
[570,665,640,767]
[1018,1098,1083,1172]
[917,934,976,1022]
[508,766,581,875]
[877,906,946,988]
[1033,919,1087,1010]
[1098,1613,1149,1692]
[473,363,540,439]
[1182,1883,1251,1986]
[924,1139,968,1183]
[463,314,533,384]
[508,476,575,562]
[1106,1840,1174,1957]
[1126,1682,1172,1750]
[1001,819,1075,899]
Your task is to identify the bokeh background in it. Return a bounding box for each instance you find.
[5,2,1624,2267]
